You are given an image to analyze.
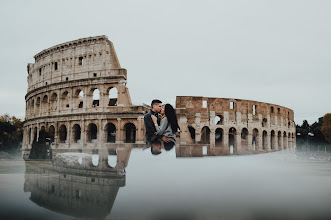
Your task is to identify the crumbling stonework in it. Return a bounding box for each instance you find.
[176,96,296,154]
[23,35,296,157]
[22,36,148,158]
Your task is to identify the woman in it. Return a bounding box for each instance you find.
[151,104,180,144]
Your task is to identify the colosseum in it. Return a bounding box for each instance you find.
[22,35,296,158]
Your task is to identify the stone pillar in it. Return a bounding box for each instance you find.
[223,129,229,154]
[210,128,215,147]
[236,133,241,154]
[136,116,145,144]
[195,113,201,143]
[116,118,122,143]
[279,135,283,150]
[247,133,253,152]
[68,121,72,147]
[266,133,271,152]
[257,132,263,152]
[83,87,88,112]
[81,120,86,148]
[274,135,278,150]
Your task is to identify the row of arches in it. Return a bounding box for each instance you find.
[27,122,137,145]
[189,126,295,151]
[26,86,118,117]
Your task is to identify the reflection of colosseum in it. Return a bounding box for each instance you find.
[22,35,295,157]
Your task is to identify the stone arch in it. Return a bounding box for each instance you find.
[262,130,267,150]
[105,123,116,143]
[61,91,70,109]
[36,97,41,114]
[72,124,81,143]
[48,125,55,143]
[241,128,249,148]
[74,89,84,109]
[215,115,224,125]
[278,131,282,149]
[31,99,35,115]
[271,130,276,149]
[91,88,100,107]
[59,124,67,143]
[215,128,223,147]
[33,127,38,142]
[201,126,210,144]
[229,127,237,154]
[50,93,57,111]
[107,87,118,106]
[87,123,98,143]
[188,126,196,143]
[124,123,136,143]
[262,118,267,128]
[42,95,48,113]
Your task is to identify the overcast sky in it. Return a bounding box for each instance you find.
[0,0,330,125]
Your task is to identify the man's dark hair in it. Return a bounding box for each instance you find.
[151,99,162,107]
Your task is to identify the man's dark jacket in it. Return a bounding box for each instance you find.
[144,109,161,142]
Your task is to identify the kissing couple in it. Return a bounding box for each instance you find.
[144,99,180,155]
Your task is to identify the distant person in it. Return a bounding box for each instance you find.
[151,104,180,150]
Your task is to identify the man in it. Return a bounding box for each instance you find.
[144,99,162,143]
[144,99,171,146]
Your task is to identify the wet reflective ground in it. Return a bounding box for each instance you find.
[0,147,331,220]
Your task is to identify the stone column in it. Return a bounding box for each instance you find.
[210,128,215,147]
[257,132,263,152]
[136,116,145,144]
[274,135,278,150]
[279,135,283,150]
[116,118,122,143]
[247,133,253,152]
[223,129,229,154]
[235,133,241,154]
[266,133,271,152]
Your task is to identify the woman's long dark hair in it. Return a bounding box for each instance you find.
[164,104,180,134]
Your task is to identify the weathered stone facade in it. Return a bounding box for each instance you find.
[22,36,148,158]
[176,96,296,154]
[23,35,295,157]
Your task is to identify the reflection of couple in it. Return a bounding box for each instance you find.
[144,99,180,154]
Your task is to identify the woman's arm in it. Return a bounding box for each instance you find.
[154,117,168,135]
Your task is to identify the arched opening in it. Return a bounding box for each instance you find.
[28,128,31,144]
[124,123,136,143]
[74,89,84,109]
[283,131,287,148]
[201,126,210,144]
[252,128,259,151]
[72,124,81,143]
[188,126,196,143]
[59,125,67,143]
[33,127,38,142]
[215,128,223,147]
[36,97,40,114]
[92,89,100,107]
[288,132,291,147]
[42,95,48,113]
[48,125,55,143]
[62,91,70,108]
[278,131,282,149]
[50,93,57,111]
[215,115,224,125]
[262,118,267,127]
[241,128,249,148]
[31,99,35,115]
[87,123,98,143]
[108,87,118,106]
[229,127,236,154]
[106,123,116,143]
[262,130,267,150]
[271,130,276,149]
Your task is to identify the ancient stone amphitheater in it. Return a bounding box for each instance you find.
[22,35,295,158]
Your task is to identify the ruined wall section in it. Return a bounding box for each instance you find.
[27,35,121,92]
[176,96,296,153]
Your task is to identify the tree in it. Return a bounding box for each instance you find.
[321,113,331,143]
[0,114,23,151]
